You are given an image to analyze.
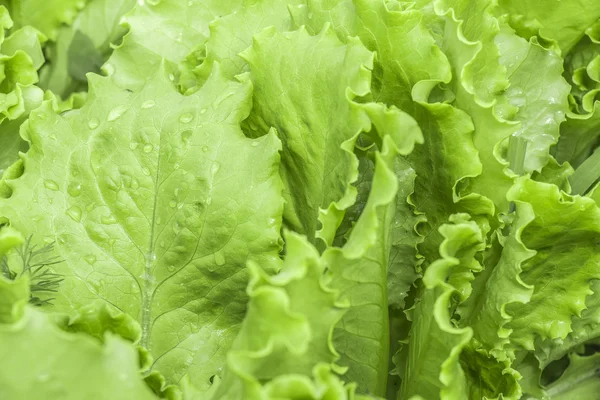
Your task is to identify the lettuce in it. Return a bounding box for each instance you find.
[1,1,600,399]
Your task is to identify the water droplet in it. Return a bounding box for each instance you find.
[66,206,82,222]
[142,167,151,175]
[167,265,176,272]
[308,11,313,19]
[147,0,160,5]
[67,182,82,197]
[179,113,193,123]
[211,162,221,176]
[205,197,212,206]
[88,118,100,130]
[84,255,96,265]
[44,180,59,191]
[101,214,117,225]
[174,163,180,170]
[142,100,156,109]
[169,200,177,208]
[107,105,128,122]
[177,202,184,209]
[131,178,140,189]
[200,108,207,114]
[187,0,193,5]
[251,141,259,147]
[160,241,165,248]
[268,217,276,226]
[168,73,175,81]
[202,146,209,152]
[174,188,181,197]
[215,252,225,266]
[104,63,116,75]
[181,130,193,142]
[129,142,139,150]
[143,144,153,153]
[38,373,50,383]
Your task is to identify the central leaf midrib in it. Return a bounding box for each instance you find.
[140,131,162,350]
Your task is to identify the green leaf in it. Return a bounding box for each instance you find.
[186,0,302,91]
[0,307,157,399]
[436,0,569,212]
[0,64,284,393]
[7,0,86,40]
[39,0,136,98]
[0,226,27,323]
[555,102,600,172]
[321,135,400,395]
[241,25,421,244]
[498,0,600,53]
[543,353,600,400]
[107,0,243,90]
[213,231,346,399]
[399,214,521,400]
[505,179,600,350]
[294,0,494,259]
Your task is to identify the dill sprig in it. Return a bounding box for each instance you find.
[1,235,64,306]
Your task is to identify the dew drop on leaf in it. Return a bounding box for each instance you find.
[67,182,82,197]
[66,206,82,222]
[84,255,96,265]
[143,144,153,153]
[181,130,193,143]
[211,162,221,176]
[101,214,117,225]
[215,252,225,266]
[103,63,115,75]
[179,113,193,123]
[88,118,100,129]
[141,100,156,109]
[107,105,128,122]
[44,180,59,191]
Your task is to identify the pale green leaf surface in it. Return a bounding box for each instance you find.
[322,135,400,396]
[0,64,284,393]
[213,232,346,399]
[187,0,302,90]
[543,353,600,400]
[107,0,242,90]
[505,180,600,349]
[39,0,136,98]
[498,0,600,53]
[7,0,85,40]
[294,0,490,261]
[400,215,521,400]
[0,307,157,400]
[436,1,568,212]
[241,25,420,244]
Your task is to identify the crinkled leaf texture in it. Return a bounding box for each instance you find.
[0,62,284,394]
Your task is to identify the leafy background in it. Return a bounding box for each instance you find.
[1,0,600,399]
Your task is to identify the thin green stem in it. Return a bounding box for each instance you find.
[570,147,600,195]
